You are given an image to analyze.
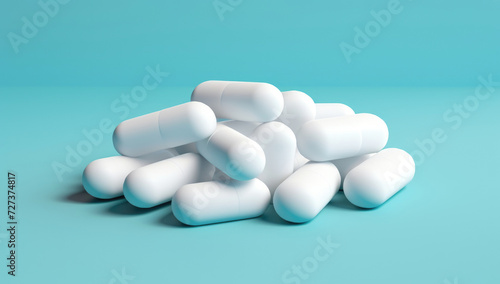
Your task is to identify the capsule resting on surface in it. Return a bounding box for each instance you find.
[124,153,214,208]
[172,179,271,226]
[273,162,341,223]
[82,150,177,199]
[343,148,415,208]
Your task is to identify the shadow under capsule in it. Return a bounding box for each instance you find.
[157,209,191,228]
[329,190,382,211]
[158,206,276,228]
[106,200,168,216]
[329,191,360,211]
[63,184,123,204]
[258,205,304,226]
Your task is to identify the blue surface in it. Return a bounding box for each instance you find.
[1,86,499,284]
[2,0,500,283]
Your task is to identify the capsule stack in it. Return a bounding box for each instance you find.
[82,81,416,226]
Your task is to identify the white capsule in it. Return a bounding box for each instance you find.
[219,120,261,136]
[196,124,266,181]
[191,80,284,122]
[293,149,309,172]
[172,179,271,226]
[331,153,375,188]
[82,150,177,199]
[250,122,296,195]
[297,113,388,161]
[113,102,216,157]
[275,91,316,133]
[315,103,355,119]
[273,162,341,223]
[344,148,415,208]
[124,153,214,208]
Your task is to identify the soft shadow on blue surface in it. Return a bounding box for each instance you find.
[329,191,364,211]
[158,205,296,228]
[329,187,409,211]
[64,184,123,204]
[257,205,304,226]
[106,200,168,216]
[158,209,190,228]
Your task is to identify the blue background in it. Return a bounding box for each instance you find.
[1,1,499,283]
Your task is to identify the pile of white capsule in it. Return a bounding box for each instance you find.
[82,81,416,226]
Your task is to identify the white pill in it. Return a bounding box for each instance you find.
[297,113,388,161]
[172,179,271,226]
[219,120,261,136]
[276,91,316,132]
[315,103,354,119]
[293,149,309,172]
[273,162,341,223]
[344,148,415,208]
[331,153,375,188]
[113,102,216,157]
[191,80,284,122]
[82,150,177,199]
[124,153,214,208]
[250,122,296,195]
[196,124,266,181]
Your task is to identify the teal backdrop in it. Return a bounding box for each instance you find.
[1,1,499,283]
